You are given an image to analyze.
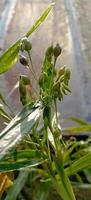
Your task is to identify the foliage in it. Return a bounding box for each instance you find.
[0,3,91,200]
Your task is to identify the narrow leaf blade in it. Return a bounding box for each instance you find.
[5,171,28,200]
[0,41,20,74]
[65,152,91,176]
[54,157,76,200]
[26,3,55,37]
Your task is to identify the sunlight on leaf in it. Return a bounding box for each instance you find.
[0,102,42,160]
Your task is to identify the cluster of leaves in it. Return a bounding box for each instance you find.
[1,3,91,200]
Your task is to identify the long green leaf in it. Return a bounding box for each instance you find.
[0,3,54,74]
[63,124,91,134]
[0,41,20,74]
[54,156,76,200]
[67,117,88,125]
[65,152,91,176]
[25,3,54,37]
[5,171,29,200]
[0,149,43,172]
[0,159,44,172]
[0,102,42,160]
[7,149,42,161]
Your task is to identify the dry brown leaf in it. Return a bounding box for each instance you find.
[0,173,13,195]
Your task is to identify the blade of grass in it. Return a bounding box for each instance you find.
[67,117,88,125]
[63,124,91,134]
[65,152,91,176]
[5,171,29,200]
[54,156,76,200]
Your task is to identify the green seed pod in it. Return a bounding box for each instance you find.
[19,55,28,66]
[20,75,30,85]
[58,67,65,77]
[45,45,54,62]
[53,82,60,99]
[53,43,62,58]
[64,68,71,85]
[53,82,60,92]
[64,68,71,80]
[46,45,53,56]
[21,37,32,51]
[39,72,48,88]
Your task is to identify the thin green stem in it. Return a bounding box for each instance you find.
[54,99,58,126]
[46,128,51,161]
[26,51,39,96]
[54,56,57,67]
[27,50,38,82]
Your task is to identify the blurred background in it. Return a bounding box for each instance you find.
[0,0,91,123]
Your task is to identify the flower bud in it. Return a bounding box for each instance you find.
[53,82,60,98]
[53,43,62,58]
[19,55,28,66]
[64,68,71,80]
[39,72,48,88]
[21,37,32,51]
[58,67,65,76]
[64,68,71,85]
[45,45,54,62]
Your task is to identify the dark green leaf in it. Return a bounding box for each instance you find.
[0,159,44,172]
